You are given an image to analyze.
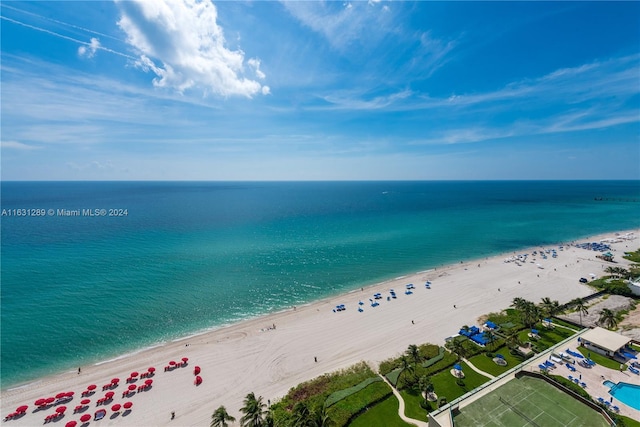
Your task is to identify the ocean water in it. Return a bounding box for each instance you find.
[1,181,639,388]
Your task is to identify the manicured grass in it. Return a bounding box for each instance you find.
[468,347,525,376]
[453,376,609,427]
[551,318,583,331]
[576,347,627,371]
[618,414,640,427]
[330,381,392,426]
[349,394,413,427]
[399,389,429,422]
[430,361,491,403]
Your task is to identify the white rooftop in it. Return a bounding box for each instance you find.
[581,327,631,353]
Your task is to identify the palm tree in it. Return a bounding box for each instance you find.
[505,331,520,350]
[211,406,236,427]
[311,405,333,427]
[450,339,467,361]
[599,308,618,330]
[240,392,266,427]
[521,301,541,328]
[418,375,435,403]
[398,355,414,385]
[570,298,589,327]
[291,402,313,427]
[406,344,421,366]
[511,297,528,311]
[485,330,497,351]
[540,297,561,318]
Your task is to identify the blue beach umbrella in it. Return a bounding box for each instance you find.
[454,364,462,371]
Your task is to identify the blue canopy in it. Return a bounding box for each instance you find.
[496,354,504,359]
[486,321,497,328]
[454,364,462,370]
[531,329,539,334]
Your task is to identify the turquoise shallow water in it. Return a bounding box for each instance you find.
[1,181,639,388]
[609,382,640,410]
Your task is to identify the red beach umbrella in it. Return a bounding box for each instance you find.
[147,367,155,373]
[56,406,67,413]
[80,414,91,422]
[104,391,114,399]
[130,371,139,377]
[87,384,97,390]
[46,397,55,404]
[16,405,28,413]
[66,391,75,397]
[127,384,136,391]
[65,421,77,427]
[181,357,188,363]
[80,399,90,405]
[194,366,201,375]
[111,378,119,383]
[35,398,47,406]
[56,392,67,399]
[194,375,202,385]
[169,360,176,366]
[144,379,153,385]
[123,402,133,409]
[111,404,121,412]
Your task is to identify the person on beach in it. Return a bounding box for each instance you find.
[78,367,81,374]
[171,411,175,420]
[411,320,414,324]
[314,356,317,362]
[453,305,457,309]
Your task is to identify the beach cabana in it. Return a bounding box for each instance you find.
[580,327,632,358]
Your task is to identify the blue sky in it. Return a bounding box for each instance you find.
[1,1,639,180]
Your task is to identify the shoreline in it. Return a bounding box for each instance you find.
[3,227,636,391]
[2,228,638,426]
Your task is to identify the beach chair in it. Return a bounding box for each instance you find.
[613,405,620,412]
[568,375,573,381]
[580,382,586,388]
[538,364,547,371]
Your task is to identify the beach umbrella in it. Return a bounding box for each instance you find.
[182,357,189,363]
[56,406,67,413]
[111,404,121,412]
[65,421,77,427]
[169,360,176,366]
[145,379,153,385]
[80,399,90,405]
[46,397,55,404]
[111,378,119,383]
[194,366,201,375]
[56,392,68,399]
[147,367,155,373]
[66,391,75,397]
[80,414,91,422]
[35,398,47,406]
[16,405,28,413]
[130,371,139,377]
[104,391,114,398]
[128,384,136,391]
[454,364,462,371]
[87,384,97,391]
[123,402,133,410]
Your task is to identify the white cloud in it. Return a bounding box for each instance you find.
[1,140,39,150]
[78,37,101,58]
[115,0,267,98]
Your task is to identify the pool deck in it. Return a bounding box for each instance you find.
[543,336,640,421]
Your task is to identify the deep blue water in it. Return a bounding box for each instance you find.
[1,181,639,388]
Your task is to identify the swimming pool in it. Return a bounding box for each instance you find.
[607,382,640,411]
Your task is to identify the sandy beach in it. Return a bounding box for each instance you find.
[2,229,638,426]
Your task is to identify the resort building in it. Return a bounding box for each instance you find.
[579,327,632,359]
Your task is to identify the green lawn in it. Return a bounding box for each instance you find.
[430,361,491,403]
[551,319,583,331]
[468,347,525,376]
[399,389,429,422]
[518,324,577,352]
[453,376,609,427]
[349,394,413,427]
[576,346,627,371]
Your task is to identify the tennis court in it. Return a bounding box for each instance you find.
[453,376,609,427]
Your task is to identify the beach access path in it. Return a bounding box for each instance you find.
[2,229,638,426]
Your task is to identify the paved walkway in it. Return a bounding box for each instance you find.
[462,358,495,379]
[379,375,429,427]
